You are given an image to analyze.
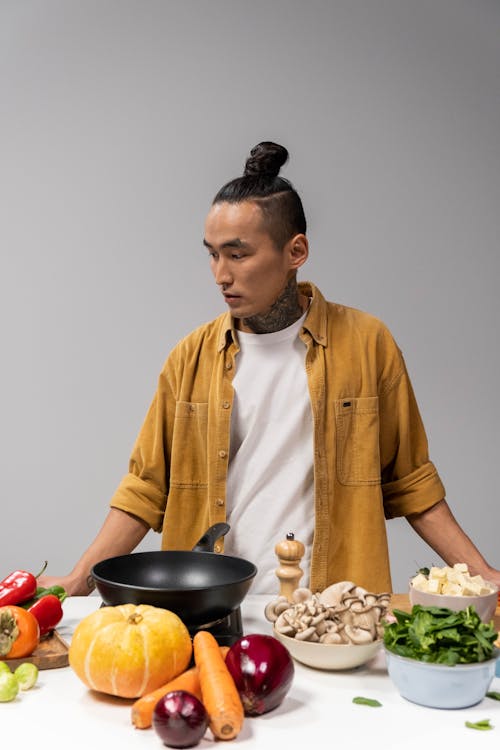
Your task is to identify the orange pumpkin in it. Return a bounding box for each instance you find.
[68,604,192,698]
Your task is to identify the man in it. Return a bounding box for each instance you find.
[41,142,500,596]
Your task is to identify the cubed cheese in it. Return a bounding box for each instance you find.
[411,563,495,597]
[462,582,481,596]
[411,573,429,591]
[479,584,494,595]
[442,582,462,596]
[429,566,447,580]
[426,578,441,593]
[445,569,461,584]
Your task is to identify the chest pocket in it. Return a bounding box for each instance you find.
[170,401,208,488]
[335,396,381,486]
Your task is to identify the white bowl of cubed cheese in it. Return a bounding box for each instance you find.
[409,564,498,623]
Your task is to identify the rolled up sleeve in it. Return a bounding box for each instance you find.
[109,372,173,531]
[383,461,445,518]
[379,364,445,519]
[110,472,166,531]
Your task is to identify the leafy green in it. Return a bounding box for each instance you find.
[465,719,493,731]
[352,696,382,707]
[486,691,500,701]
[383,605,497,664]
[417,567,430,577]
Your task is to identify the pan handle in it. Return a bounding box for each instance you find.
[192,522,230,552]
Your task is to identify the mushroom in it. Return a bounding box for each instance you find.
[264,596,292,623]
[320,630,344,644]
[267,580,391,644]
[349,602,381,630]
[310,612,328,635]
[319,620,347,643]
[273,611,296,635]
[292,587,314,603]
[318,581,356,608]
[272,595,329,640]
[351,585,369,600]
[295,626,319,641]
[343,625,373,645]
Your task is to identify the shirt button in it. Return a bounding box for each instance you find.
[225,362,232,370]
[218,450,227,458]
[222,401,230,409]
[216,498,224,507]
[214,543,222,553]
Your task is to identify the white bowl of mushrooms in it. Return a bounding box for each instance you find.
[265,582,390,670]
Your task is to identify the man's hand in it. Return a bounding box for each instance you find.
[37,572,96,597]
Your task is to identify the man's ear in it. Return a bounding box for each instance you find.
[288,234,309,270]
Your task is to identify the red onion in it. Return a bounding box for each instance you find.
[225,633,294,716]
[153,690,208,748]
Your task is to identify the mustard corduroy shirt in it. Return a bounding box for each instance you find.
[110,282,445,593]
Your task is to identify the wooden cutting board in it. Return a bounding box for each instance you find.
[2,630,69,670]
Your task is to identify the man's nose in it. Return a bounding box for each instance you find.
[214,257,232,286]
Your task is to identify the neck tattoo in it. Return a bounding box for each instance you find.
[242,277,304,334]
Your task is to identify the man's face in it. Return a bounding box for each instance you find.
[203,201,299,330]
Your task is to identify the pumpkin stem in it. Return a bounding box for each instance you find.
[127,613,144,625]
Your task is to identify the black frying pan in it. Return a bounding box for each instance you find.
[91,523,257,627]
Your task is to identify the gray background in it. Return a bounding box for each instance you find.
[1,0,498,593]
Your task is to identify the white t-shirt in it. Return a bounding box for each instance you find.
[224,312,314,594]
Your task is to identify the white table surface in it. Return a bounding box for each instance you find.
[3,594,500,749]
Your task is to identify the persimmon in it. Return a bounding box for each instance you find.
[0,605,40,659]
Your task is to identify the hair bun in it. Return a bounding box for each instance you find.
[243,141,289,178]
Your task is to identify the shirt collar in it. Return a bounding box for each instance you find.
[216,280,328,352]
[217,313,238,352]
[299,281,328,347]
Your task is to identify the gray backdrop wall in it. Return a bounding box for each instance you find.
[1,0,499,592]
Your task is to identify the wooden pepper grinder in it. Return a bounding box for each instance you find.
[274,532,305,602]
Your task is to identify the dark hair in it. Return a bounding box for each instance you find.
[212,142,307,249]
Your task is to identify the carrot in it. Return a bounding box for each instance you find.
[131,646,230,729]
[193,631,244,741]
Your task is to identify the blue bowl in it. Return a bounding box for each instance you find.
[385,648,498,709]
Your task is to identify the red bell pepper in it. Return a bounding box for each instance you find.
[0,562,47,607]
[27,594,64,636]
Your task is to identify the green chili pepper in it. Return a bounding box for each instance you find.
[486,691,500,701]
[20,585,67,609]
